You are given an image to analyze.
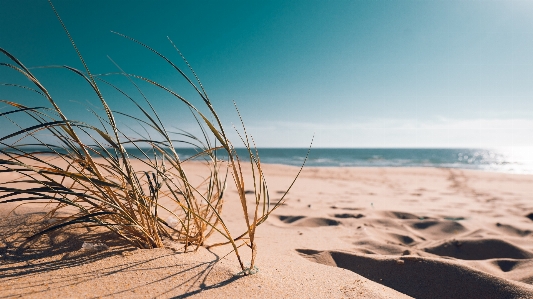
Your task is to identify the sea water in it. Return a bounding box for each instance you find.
[5,147,533,174]
[245,148,533,174]
[132,147,533,174]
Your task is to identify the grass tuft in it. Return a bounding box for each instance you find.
[0,1,309,273]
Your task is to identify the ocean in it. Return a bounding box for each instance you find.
[4,147,533,174]
[136,147,533,174]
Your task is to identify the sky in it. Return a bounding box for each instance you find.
[1,0,533,148]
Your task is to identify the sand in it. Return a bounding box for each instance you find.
[2,161,533,298]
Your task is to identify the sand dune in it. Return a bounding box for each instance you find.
[297,249,533,299]
[2,163,533,298]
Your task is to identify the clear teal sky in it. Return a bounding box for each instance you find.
[1,0,532,148]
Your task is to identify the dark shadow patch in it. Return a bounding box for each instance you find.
[408,220,466,235]
[382,211,420,220]
[296,218,341,227]
[443,217,465,221]
[494,223,532,237]
[424,239,533,260]
[333,213,364,219]
[277,215,305,224]
[296,248,321,255]
[351,238,410,255]
[493,259,520,272]
[296,249,533,299]
[392,234,415,245]
[410,220,440,229]
[526,213,533,221]
[276,216,341,227]
[330,206,362,211]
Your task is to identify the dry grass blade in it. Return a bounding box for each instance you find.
[0,1,308,275]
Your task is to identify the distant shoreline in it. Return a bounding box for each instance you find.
[2,147,532,174]
[2,161,533,298]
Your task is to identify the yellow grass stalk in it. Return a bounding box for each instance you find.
[0,0,309,274]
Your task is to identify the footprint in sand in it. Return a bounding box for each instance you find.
[295,249,533,299]
[494,222,532,237]
[380,211,425,220]
[526,213,533,221]
[424,238,533,260]
[276,215,341,227]
[407,220,467,235]
[332,213,364,219]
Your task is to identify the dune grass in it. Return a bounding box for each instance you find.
[0,0,308,274]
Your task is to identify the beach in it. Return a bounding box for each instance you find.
[3,0,533,297]
[2,162,533,298]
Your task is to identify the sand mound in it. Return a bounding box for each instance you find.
[332,213,365,219]
[280,167,533,298]
[424,238,533,260]
[2,164,533,298]
[276,215,341,227]
[297,249,533,299]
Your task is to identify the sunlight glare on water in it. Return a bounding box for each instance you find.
[492,147,533,174]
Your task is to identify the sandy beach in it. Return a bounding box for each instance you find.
[2,162,533,298]
[3,0,533,298]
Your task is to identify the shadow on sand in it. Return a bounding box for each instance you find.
[0,210,242,298]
